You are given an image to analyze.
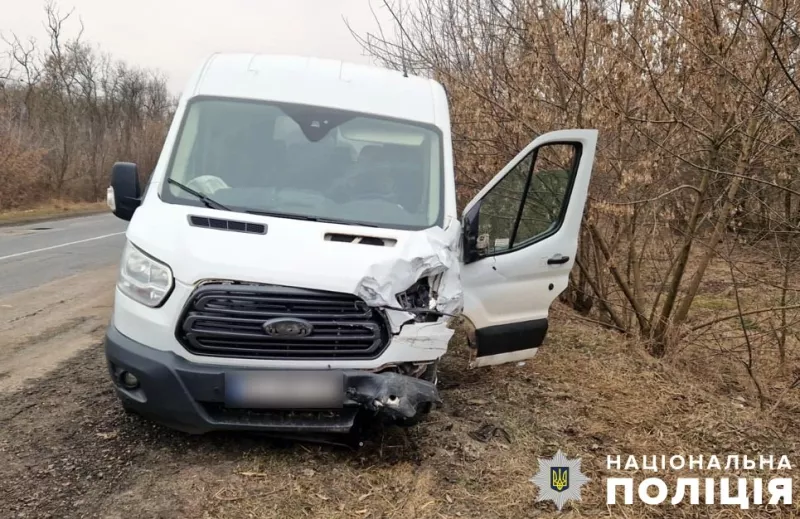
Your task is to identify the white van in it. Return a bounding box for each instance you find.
[105,53,597,436]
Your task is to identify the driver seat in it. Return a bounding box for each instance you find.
[329,145,393,202]
[352,145,395,196]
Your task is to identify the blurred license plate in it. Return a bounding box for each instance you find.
[225,371,344,409]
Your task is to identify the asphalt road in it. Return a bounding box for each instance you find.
[0,213,127,298]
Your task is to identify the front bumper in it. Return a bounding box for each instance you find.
[104,325,440,435]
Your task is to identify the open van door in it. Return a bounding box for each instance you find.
[460,130,598,367]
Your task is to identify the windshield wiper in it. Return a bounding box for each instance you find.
[245,210,378,227]
[167,178,231,211]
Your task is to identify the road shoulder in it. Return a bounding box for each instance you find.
[0,203,108,228]
[0,267,117,394]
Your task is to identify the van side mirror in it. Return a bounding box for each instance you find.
[109,162,142,221]
[462,201,482,264]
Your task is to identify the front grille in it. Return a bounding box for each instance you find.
[176,283,389,360]
[201,404,358,433]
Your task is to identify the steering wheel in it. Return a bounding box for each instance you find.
[348,190,396,202]
[345,191,409,213]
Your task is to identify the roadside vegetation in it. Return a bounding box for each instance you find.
[357,0,800,410]
[0,2,172,213]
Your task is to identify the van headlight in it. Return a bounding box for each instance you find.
[117,241,174,307]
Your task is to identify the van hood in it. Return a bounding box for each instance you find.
[126,202,463,325]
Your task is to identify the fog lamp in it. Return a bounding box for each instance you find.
[120,371,139,389]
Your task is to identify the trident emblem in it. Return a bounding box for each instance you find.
[550,467,570,492]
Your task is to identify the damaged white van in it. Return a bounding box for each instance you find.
[105,53,597,436]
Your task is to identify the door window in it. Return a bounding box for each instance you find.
[475,143,578,257]
[475,154,532,254]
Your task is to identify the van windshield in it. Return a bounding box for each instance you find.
[161,97,443,229]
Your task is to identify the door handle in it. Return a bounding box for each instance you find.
[547,254,570,265]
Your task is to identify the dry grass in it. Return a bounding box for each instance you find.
[0,200,107,225]
[161,243,800,518]
[148,306,798,518]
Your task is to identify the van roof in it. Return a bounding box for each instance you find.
[189,53,443,125]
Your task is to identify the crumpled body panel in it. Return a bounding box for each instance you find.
[354,221,464,331]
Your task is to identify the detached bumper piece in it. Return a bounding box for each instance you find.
[105,325,439,438]
[346,372,440,420]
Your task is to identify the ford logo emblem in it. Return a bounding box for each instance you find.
[262,317,313,338]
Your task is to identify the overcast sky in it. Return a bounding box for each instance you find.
[0,0,397,93]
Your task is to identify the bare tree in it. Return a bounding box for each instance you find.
[0,1,174,209]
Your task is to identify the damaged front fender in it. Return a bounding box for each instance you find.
[354,221,464,333]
